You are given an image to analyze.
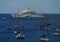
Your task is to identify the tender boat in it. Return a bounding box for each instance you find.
[40,35,49,42]
[16,33,25,39]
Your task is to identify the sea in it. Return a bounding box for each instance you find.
[0,14,60,42]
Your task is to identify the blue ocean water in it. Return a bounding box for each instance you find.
[0,14,60,42]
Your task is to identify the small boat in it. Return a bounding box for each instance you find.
[39,22,51,28]
[44,22,51,26]
[53,32,59,36]
[16,33,25,39]
[13,25,23,34]
[6,25,11,30]
[40,38,49,41]
[13,31,17,34]
[55,28,60,32]
[14,25,23,28]
[2,17,6,19]
[53,28,60,36]
[40,35,49,41]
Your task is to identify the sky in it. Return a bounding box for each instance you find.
[0,0,60,13]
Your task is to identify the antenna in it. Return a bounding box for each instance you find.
[17,8,19,15]
[41,9,42,14]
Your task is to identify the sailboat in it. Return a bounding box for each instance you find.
[40,35,49,42]
[53,28,60,36]
[13,24,23,34]
[16,33,25,39]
